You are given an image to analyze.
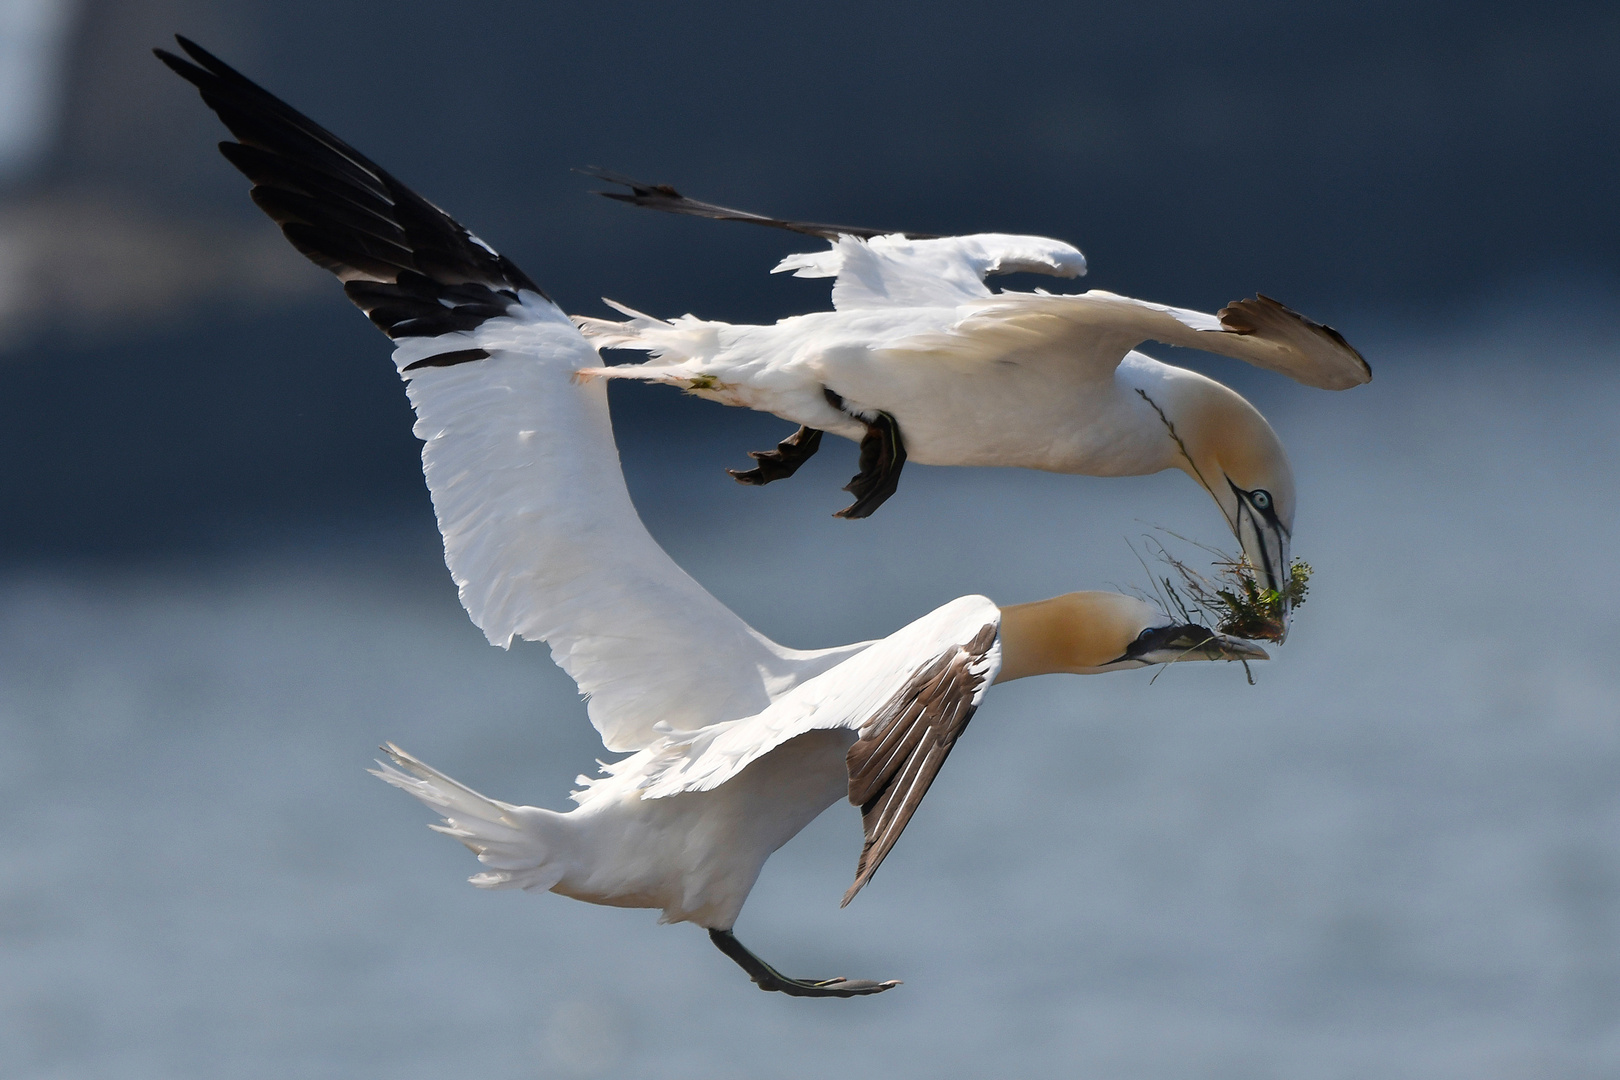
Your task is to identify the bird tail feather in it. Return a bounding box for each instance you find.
[371,743,569,892]
[571,298,668,351]
[571,300,728,384]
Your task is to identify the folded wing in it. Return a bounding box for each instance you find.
[158,37,840,752]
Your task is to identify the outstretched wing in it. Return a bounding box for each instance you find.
[587,171,1086,311]
[590,171,1360,388]
[158,37,847,752]
[896,288,1370,391]
[637,596,1002,903]
[774,233,1088,312]
[582,168,935,241]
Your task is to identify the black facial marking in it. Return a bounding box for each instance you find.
[1226,478,1292,588]
[1109,623,1218,666]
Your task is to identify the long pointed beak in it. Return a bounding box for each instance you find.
[1237,520,1288,592]
[1210,633,1269,661]
[1235,514,1292,639]
[1132,624,1270,665]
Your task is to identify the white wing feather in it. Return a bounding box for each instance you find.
[160,41,875,755]
[636,595,1001,799]
[774,233,1086,311]
[391,294,856,753]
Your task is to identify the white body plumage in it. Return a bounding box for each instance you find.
[376,303,1006,928]
[575,232,1371,611]
[159,41,1270,982]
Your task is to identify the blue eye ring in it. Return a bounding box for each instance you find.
[1250,489,1272,511]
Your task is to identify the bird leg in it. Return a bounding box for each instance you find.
[835,410,907,519]
[708,929,900,998]
[727,425,824,486]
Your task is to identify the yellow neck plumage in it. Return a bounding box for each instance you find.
[995,591,1160,682]
[1157,380,1293,533]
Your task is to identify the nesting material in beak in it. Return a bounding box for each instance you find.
[1144,540,1311,644]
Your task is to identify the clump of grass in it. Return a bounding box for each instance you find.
[1200,557,1310,641]
[1133,534,1310,643]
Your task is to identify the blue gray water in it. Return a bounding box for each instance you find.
[3,318,1618,1078]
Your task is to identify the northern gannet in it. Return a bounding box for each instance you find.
[157,38,1267,996]
[572,176,1372,631]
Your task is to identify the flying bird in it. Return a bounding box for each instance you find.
[574,174,1372,630]
[157,37,1267,996]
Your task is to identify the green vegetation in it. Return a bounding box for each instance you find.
[1199,557,1311,641]
[1143,536,1311,644]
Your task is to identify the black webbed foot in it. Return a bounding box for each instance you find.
[727,425,823,486]
[835,411,907,519]
[708,929,900,998]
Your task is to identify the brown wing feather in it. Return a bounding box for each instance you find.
[842,622,998,906]
[1214,294,1371,389]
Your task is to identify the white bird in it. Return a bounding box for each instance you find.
[158,38,1268,997]
[572,175,1372,635]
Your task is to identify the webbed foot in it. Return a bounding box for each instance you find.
[727,425,823,485]
[708,928,900,998]
[835,411,907,519]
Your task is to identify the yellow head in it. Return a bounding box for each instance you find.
[994,591,1268,683]
[1156,376,1297,625]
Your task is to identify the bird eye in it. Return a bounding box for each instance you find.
[1137,627,1157,641]
[1250,489,1272,510]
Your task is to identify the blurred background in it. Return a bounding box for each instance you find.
[2,1,1618,1077]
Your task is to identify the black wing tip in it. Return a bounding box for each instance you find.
[152,35,219,75]
[154,36,257,99]
[575,166,682,198]
[581,167,928,241]
[156,35,547,333]
[152,44,200,82]
[597,189,677,207]
[172,35,225,71]
[579,168,693,210]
